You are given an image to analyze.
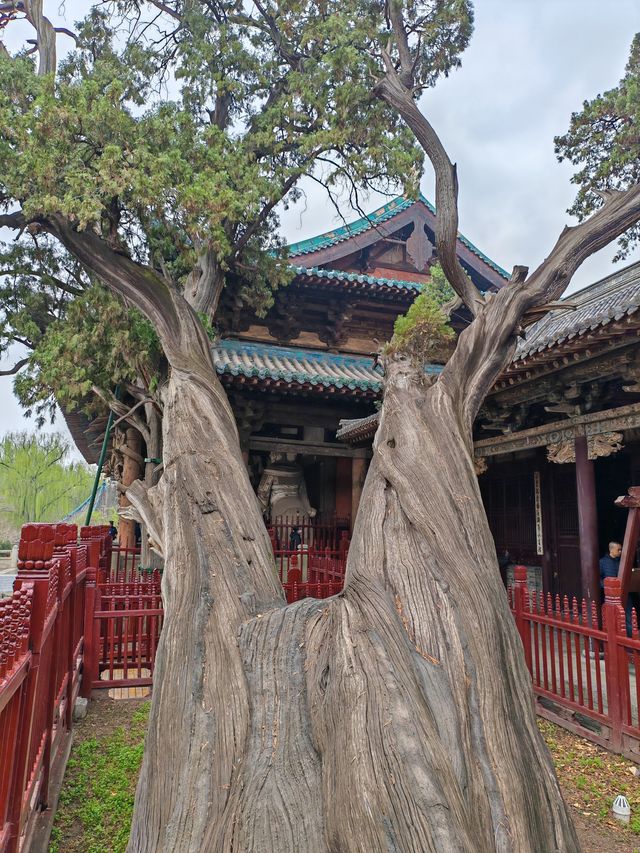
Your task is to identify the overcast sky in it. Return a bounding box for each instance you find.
[1,0,639,447]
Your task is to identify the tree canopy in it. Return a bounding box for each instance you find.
[555,32,640,260]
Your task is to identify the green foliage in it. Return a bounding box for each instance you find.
[0,4,430,307]
[13,284,161,426]
[0,1,475,426]
[387,263,455,362]
[555,33,640,259]
[0,237,87,361]
[50,702,150,853]
[0,431,95,526]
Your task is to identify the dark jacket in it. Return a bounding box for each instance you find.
[599,554,620,588]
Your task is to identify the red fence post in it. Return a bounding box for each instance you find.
[7,524,58,851]
[0,585,33,851]
[55,524,78,732]
[80,567,99,699]
[513,566,533,674]
[603,576,626,752]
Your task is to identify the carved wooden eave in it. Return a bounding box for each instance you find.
[492,320,640,396]
[473,402,640,459]
[60,404,108,466]
[493,260,640,396]
[487,347,637,410]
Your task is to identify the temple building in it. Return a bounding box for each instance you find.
[339,258,640,605]
[211,195,507,534]
[66,194,640,602]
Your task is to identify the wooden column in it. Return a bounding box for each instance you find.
[351,457,367,531]
[575,434,600,609]
[335,458,352,521]
[119,427,143,550]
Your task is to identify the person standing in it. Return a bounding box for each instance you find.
[600,541,638,636]
[289,525,302,552]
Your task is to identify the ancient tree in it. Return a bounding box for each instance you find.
[2,2,640,851]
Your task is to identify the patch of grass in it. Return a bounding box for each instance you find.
[578,756,605,770]
[50,702,150,853]
[539,717,640,837]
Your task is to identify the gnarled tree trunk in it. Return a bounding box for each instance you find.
[5,5,640,849]
[122,349,579,853]
[42,185,640,851]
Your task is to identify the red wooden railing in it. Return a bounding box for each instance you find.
[509,565,640,759]
[269,515,351,552]
[0,523,90,853]
[272,546,347,603]
[92,576,162,688]
[9,523,640,848]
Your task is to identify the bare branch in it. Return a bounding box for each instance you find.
[509,265,529,285]
[42,214,208,369]
[21,0,56,75]
[523,184,640,307]
[91,383,151,444]
[53,26,77,42]
[0,211,27,231]
[374,65,484,315]
[443,181,640,427]
[0,356,29,376]
[111,396,161,430]
[388,2,414,87]
[183,249,225,319]
[122,478,165,557]
[147,0,181,20]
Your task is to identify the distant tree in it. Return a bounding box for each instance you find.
[555,33,640,260]
[0,431,95,527]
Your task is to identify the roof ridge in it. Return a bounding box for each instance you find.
[560,259,640,306]
[514,260,640,361]
[214,337,379,365]
[286,193,509,279]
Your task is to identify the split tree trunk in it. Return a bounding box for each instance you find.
[43,214,606,853]
[126,356,578,853]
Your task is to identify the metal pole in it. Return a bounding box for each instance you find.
[85,387,120,526]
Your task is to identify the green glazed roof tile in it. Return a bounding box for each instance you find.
[290,266,422,292]
[287,194,509,280]
[212,339,442,394]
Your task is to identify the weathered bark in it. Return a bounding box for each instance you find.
[140,405,163,565]
[304,358,578,851]
[199,357,579,853]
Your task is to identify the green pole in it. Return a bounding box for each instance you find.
[85,386,120,526]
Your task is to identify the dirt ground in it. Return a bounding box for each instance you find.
[52,695,640,852]
[539,718,640,852]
